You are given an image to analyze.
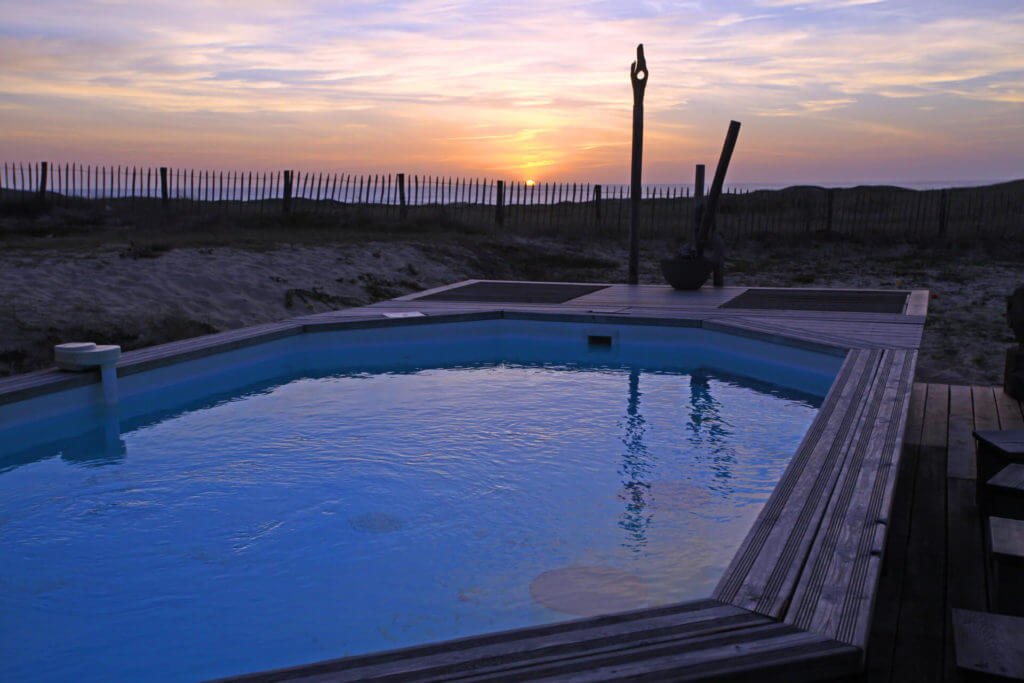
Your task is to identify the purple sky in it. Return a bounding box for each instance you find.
[2,0,1022,184]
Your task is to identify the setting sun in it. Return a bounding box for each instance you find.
[525,179,535,186]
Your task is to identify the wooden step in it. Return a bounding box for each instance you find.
[989,517,1024,615]
[991,464,1024,492]
[974,430,1024,510]
[952,609,1024,679]
[987,464,1024,520]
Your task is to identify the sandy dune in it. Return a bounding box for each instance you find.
[0,236,1019,386]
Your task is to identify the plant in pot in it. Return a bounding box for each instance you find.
[660,233,723,290]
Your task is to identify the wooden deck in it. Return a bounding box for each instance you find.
[0,280,942,681]
[864,383,1024,682]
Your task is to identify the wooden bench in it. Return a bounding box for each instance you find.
[987,464,1024,520]
[974,430,1024,511]
[989,517,1024,615]
[953,609,1024,680]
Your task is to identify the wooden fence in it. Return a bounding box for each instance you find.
[1,162,1021,242]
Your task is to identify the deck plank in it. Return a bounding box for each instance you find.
[995,388,1024,430]
[498,628,859,683]
[945,385,988,679]
[864,384,1024,682]
[787,350,917,647]
[947,385,976,480]
[728,317,923,350]
[221,600,851,683]
[862,382,927,681]
[972,386,1000,434]
[888,383,948,683]
[714,349,881,616]
[946,386,988,682]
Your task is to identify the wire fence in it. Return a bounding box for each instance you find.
[2,161,1022,242]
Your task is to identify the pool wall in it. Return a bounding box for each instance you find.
[0,317,843,454]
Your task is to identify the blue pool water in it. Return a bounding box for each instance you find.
[1,360,822,681]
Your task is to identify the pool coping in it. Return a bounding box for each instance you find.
[0,281,928,682]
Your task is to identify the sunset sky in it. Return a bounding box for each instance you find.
[2,0,1022,184]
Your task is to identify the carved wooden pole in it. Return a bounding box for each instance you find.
[628,44,648,285]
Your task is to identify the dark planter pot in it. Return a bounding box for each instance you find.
[661,256,713,290]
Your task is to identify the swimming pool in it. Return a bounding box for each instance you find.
[0,318,844,681]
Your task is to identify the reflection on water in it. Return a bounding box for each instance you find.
[63,407,127,467]
[614,367,816,550]
[1,407,126,473]
[617,368,654,552]
[687,371,736,493]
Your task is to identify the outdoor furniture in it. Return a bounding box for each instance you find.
[988,517,1024,615]
[1007,285,1024,400]
[953,609,1024,679]
[958,430,1024,680]
[974,430,1024,510]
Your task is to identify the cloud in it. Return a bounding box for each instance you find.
[0,0,1021,182]
[754,0,885,7]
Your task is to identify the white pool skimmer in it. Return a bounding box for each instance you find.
[54,342,122,405]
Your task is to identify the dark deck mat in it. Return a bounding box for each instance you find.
[416,282,609,304]
[721,288,909,314]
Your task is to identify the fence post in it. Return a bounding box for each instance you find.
[398,173,408,219]
[283,170,293,213]
[938,188,948,239]
[495,180,505,226]
[693,164,705,243]
[38,161,48,203]
[593,184,602,225]
[826,189,835,234]
[159,167,169,206]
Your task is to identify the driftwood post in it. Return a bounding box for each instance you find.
[398,173,408,219]
[696,120,741,287]
[282,170,293,213]
[38,161,48,203]
[593,184,603,225]
[628,44,648,285]
[495,180,505,226]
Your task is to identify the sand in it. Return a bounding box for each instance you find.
[0,234,1019,385]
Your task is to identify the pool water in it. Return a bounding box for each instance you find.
[0,360,821,681]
